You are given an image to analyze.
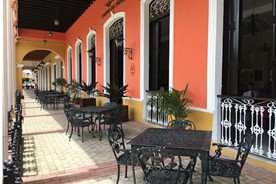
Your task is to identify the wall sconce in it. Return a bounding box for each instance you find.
[87,48,101,66]
[114,37,133,60]
[43,39,47,44]
[87,48,94,58]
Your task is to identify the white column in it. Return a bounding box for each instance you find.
[47,67,51,90]
[38,70,42,90]
[44,68,47,90]
[42,69,45,90]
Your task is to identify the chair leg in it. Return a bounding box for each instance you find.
[192,156,197,172]
[82,127,84,142]
[116,164,120,184]
[237,177,240,184]
[125,165,128,178]
[69,126,73,141]
[209,175,213,182]
[65,121,69,135]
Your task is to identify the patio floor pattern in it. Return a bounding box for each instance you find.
[21,89,275,184]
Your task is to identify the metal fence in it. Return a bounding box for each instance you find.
[146,91,168,127]
[217,95,276,160]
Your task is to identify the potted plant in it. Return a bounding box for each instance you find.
[52,77,67,92]
[148,84,193,126]
[99,83,130,121]
[66,80,81,105]
[77,80,98,107]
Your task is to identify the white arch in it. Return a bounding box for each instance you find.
[67,45,72,84]
[103,12,126,86]
[86,29,97,84]
[75,38,82,83]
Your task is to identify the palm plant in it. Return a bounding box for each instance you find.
[99,83,129,104]
[65,80,79,99]
[148,84,192,122]
[77,80,98,97]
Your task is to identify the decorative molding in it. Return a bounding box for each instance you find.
[109,18,123,40]
[54,55,61,60]
[16,64,24,68]
[150,0,170,20]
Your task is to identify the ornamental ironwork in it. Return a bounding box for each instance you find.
[90,34,95,48]
[109,18,123,40]
[150,0,170,20]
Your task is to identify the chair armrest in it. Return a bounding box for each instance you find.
[211,143,236,158]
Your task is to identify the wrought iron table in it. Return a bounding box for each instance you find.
[80,106,117,140]
[44,93,67,110]
[128,128,212,184]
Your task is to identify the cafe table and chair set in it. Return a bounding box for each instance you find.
[61,97,253,184]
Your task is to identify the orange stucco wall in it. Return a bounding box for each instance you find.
[17,0,209,109]
[174,0,208,108]
[64,0,140,99]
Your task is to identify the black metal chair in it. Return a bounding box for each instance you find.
[107,126,139,184]
[66,108,95,142]
[137,147,194,184]
[96,102,119,129]
[167,119,196,130]
[208,133,254,184]
[167,119,197,171]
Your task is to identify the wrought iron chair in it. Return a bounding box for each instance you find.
[208,133,253,184]
[107,126,139,184]
[137,147,194,184]
[66,108,95,142]
[167,119,197,171]
[167,119,196,130]
[96,102,119,129]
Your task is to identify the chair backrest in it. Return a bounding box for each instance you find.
[103,102,118,108]
[66,108,82,122]
[235,133,253,170]
[167,119,196,130]
[138,147,188,184]
[107,126,126,160]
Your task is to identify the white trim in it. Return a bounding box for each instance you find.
[16,64,24,68]
[86,29,97,84]
[67,45,72,84]
[103,12,126,86]
[190,107,214,114]
[54,55,61,60]
[75,39,82,83]
[207,0,224,141]
[140,0,175,119]
[169,0,175,88]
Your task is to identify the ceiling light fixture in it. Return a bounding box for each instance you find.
[49,31,53,37]
[54,0,59,26]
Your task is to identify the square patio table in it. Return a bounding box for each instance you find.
[80,106,117,140]
[128,128,212,184]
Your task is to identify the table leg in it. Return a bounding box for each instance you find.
[131,146,136,184]
[98,114,102,141]
[200,151,209,184]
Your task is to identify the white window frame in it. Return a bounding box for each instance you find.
[86,29,97,84]
[75,38,82,83]
[67,45,73,84]
[103,12,126,87]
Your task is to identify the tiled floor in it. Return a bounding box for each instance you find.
[21,89,275,184]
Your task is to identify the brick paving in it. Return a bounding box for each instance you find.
[21,89,275,183]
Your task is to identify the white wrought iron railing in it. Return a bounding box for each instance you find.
[218,95,276,160]
[146,91,168,127]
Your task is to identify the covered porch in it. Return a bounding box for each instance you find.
[20,89,275,184]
